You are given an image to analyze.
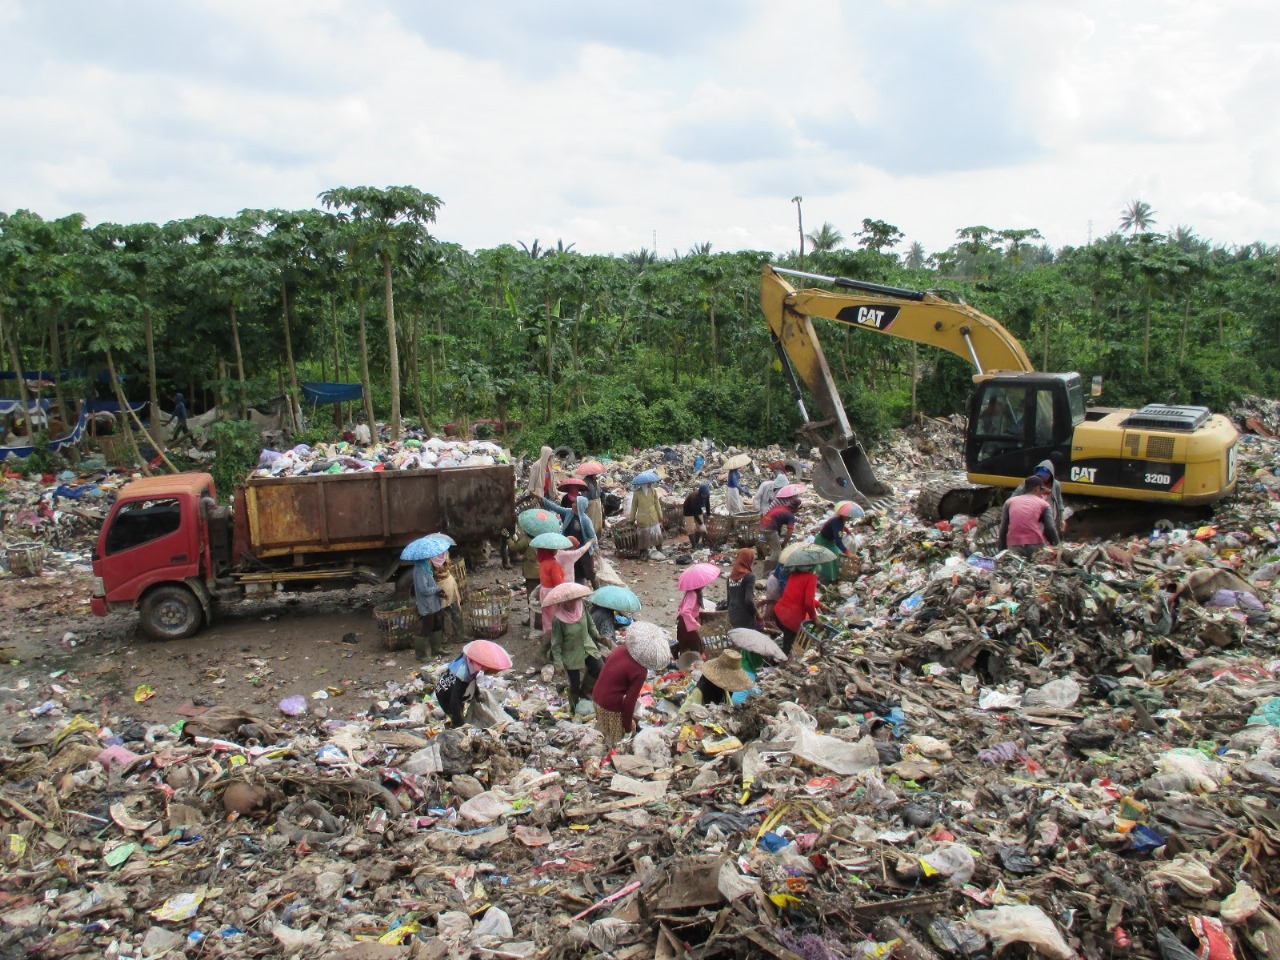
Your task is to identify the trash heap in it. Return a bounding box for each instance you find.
[253,438,511,478]
[4,416,1280,958]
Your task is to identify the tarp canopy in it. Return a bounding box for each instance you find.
[301,381,363,406]
[86,399,148,414]
[0,369,112,382]
[0,399,51,415]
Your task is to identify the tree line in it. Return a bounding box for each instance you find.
[1,188,1277,459]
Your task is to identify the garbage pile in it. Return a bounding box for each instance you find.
[4,417,1280,958]
[253,438,511,478]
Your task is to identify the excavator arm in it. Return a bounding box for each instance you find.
[761,265,1035,503]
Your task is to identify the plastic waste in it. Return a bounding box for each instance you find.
[1249,697,1280,727]
[926,917,989,959]
[792,729,880,776]
[1219,881,1261,924]
[1154,748,1228,792]
[968,905,1074,960]
[1022,676,1080,709]
[1156,927,1199,960]
[457,791,514,824]
[278,695,307,716]
[472,906,513,939]
[920,843,976,885]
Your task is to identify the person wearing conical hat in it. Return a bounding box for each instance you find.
[545,591,603,713]
[814,501,860,583]
[628,476,665,560]
[593,623,670,744]
[774,562,821,656]
[680,649,753,712]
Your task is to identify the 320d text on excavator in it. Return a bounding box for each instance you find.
[761,264,1240,535]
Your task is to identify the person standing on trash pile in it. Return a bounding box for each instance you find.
[508,527,541,629]
[353,415,372,446]
[431,552,466,644]
[1011,459,1066,533]
[814,501,862,583]
[763,561,790,627]
[773,563,821,655]
[680,649,753,711]
[722,454,750,515]
[752,467,791,514]
[675,562,721,658]
[997,475,1061,555]
[582,473,604,533]
[525,446,555,499]
[726,547,759,629]
[535,544,565,661]
[540,494,599,587]
[556,535,597,588]
[412,558,447,660]
[588,601,619,652]
[628,473,665,561]
[544,588,603,712]
[166,391,194,442]
[682,483,712,550]
[760,496,798,574]
[592,622,670,744]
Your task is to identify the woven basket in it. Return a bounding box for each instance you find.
[449,557,468,596]
[705,515,733,549]
[373,601,417,651]
[662,502,684,532]
[6,542,45,577]
[792,620,825,657]
[700,610,732,650]
[731,512,761,548]
[612,520,644,559]
[838,554,861,583]
[462,587,512,639]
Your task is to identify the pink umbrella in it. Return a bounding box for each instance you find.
[540,581,593,607]
[462,639,512,671]
[677,562,722,592]
[777,483,807,499]
[574,461,607,477]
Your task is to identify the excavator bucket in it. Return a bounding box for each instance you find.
[811,443,893,506]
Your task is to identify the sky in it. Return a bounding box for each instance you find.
[1,0,1277,258]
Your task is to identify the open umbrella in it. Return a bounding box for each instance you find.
[777,483,807,500]
[541,582,593,607]
[530,532,573,550]
[574,461,606,477]
[400,535,452,561]
[724,453,751,471]
[632,470,660,486]
[424,531,457,546]
[589,585,642,614]
[462,639,512,671]
[558,477,588,490]
[677,562,721,592]
[518,508,562,537]
[834,501,864,519]
[782,544,836,568]
[727,628,787,661]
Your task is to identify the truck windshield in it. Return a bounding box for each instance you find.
[106,498,182,554]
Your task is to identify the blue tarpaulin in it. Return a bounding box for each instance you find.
[301,381,364,406]
[0,399,51,415]
[86,399,148,413]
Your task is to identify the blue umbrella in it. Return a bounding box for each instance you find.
[401,535,452,561]
[632,470,660,486]
[530,532,573,550]
[590,585,642,614]
[424,531,457,546]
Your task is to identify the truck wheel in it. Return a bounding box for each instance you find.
[394,569,415,601]
[139,586,203,641]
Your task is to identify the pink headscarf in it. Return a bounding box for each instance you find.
[552,598,584,624]
[678,589,701,632]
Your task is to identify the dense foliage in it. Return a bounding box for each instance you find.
[1,194,1277,459]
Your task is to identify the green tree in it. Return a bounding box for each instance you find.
[805,222,844,254]
[1119,199,1157,234]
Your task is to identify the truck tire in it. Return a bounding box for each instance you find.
[139,585,203,641]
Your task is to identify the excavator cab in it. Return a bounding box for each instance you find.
[965,372,1085,485]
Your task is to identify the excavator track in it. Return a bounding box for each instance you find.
[914,476,998,523]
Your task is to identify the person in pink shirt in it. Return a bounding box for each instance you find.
[997,475,1061,556]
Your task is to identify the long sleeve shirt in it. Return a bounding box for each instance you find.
[773,571,819,632]
[629,487,662,527]
[541,496,597,552]
[592,646,647,731]
[508,530,540,580]
[413,561,444,616]
[550,616,602,670]
[998,494,1060,549]
[556,540,594,582]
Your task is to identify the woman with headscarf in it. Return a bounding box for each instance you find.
[676,583,707,658]
[682,483,712,550]
[535,544,565,662]
[629,478,665,561]
[583,473,605,534]
[814,501,861,583]
[725,548,758,629]
[430,551,466,643]
[546,594,603,712]
[592,622,670,744]
[412,558,446,661]
[752,470,789,514]
[556,535,597,585]
[540,495,599,587]
[525,446,554,499]
[725,466,746,515]
[774,563,821,656]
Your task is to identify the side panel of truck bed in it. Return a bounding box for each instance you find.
[244,466,514,558]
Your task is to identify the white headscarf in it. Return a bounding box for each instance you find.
[526,446,554,497]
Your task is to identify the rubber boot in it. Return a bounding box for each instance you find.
[429,631,447,656]
[414,631,428,662]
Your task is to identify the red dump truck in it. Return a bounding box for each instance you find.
[90,466,515,640]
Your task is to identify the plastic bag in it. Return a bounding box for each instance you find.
[792,728,880,776]
[1148,857,1218,896]
[968,905,1074,960]
[1155,748,1228,792]
[471,906,513,940]
[457,791,514,824]
[1023,676,1081,709]
[1220,881,1262,924]
[977,688,1022,711]
[920,843,975,885]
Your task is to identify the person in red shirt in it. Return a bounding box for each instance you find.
[592,622,671,744]
[997,475,1061,556]
[760,498,797,573]
[535,547,565,662]
[773,562,820,655]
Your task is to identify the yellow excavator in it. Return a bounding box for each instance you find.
[761,265,1240,531]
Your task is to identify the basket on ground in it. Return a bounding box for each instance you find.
[793,619,839,657]
[662,502,684,533]
[463,587,512,639]
[700,610,732,651]
[6,542,45,577]
[704,515,733,550]
[611,520,644,559]
[373,601,417,651]
[838,554,861,583]
[731,512,760,548]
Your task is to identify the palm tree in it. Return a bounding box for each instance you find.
[904,241,927,270]
[1119,199,1156,234]
[687,242,713,257]
[805,222,844,254]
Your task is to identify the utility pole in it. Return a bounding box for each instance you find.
[792,197,805,269]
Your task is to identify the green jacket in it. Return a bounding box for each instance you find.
[508,529,540,580]
[550,616,601,670]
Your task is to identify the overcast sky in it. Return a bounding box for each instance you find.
[2,0,1276,257]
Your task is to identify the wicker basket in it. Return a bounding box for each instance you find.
[462,587,512,639]
[792,619,838,657]
[612,520,644,559]
[449,557,468,596]
[373,601,417,651]
[700,610,732,651]
[6,542,45,577]
[838,553,861,583]
[704,515,733,550]
[731,512,761,548]
[662,502,684,532]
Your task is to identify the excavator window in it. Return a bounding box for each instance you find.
[974,386,1025,460]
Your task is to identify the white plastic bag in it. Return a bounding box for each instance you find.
[792,729,879,776]
[1022,677,1081,709]
[968,905,1074,960]
[457,791,514,824]
[921,843,976,885]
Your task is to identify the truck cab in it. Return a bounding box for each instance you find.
[91,473,216,640]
